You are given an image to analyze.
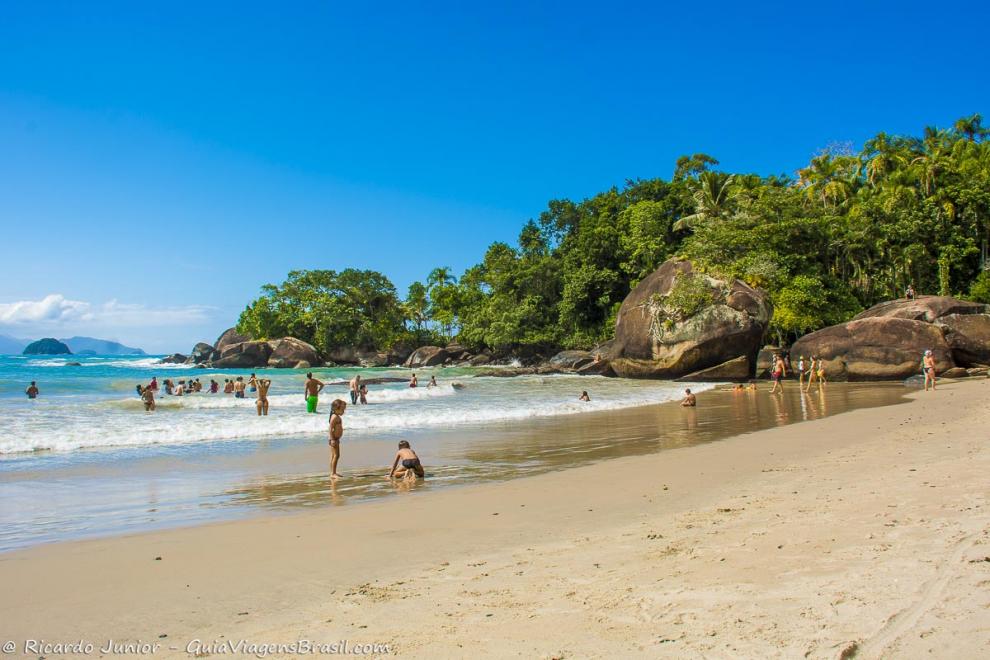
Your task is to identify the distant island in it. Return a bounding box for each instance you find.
[23,338,72,355]
[2,335,145,356]
[59,336,146,355]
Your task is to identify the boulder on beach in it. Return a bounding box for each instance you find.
[23,338,72,355]
[609,259,770,379]
[267,337,320,368]
[936,313,990,367]
[675,356,751,382]
[186,342,216,364]
[548,350,595,371]
[790,317,954,380]
[214,328,251,354]
[212,340,273,368]
[853,296,988,323]
[405,346,448,368]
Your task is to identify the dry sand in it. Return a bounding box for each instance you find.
[1,380,988,658]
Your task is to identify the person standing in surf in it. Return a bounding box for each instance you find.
[769,353,787,394]
[25,381,39,399]
[305,372,325,413]
[255,378,272,415]
[329,399,346,478]
[349,373,361,405]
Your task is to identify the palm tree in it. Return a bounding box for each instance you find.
[797,153,860,209]
[954,113,987,142]
[672,171,736,231]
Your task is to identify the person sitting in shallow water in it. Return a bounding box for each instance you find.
[388,440,425,480]
[681,388,696,407]
[579,390,591,401]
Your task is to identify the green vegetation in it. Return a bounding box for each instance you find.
[239,115,990,353]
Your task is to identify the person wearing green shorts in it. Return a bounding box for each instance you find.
[304,372,325,413]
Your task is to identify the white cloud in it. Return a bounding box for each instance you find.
[0,294,213,329]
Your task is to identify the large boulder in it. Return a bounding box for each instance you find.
[213,340,273,368]
[267,337,320,368]
[548,350,595,371]
[853,296,988,323]
[936,313,990,367]
[675,356,752,382]
[214,327,251,354]
[791,317,954,380]
[610,259,771,379]
[160,353,188,364]
[186,342,215,364]
[405,346,449,368]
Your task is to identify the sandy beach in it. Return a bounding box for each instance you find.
[2,380,988,658]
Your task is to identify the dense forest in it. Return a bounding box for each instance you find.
[237,115,990,356]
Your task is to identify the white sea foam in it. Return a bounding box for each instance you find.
[0,377,716,454]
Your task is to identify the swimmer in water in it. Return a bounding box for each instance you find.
[410,373,418,388]
[388,440,425,480]
[579,390,590,401]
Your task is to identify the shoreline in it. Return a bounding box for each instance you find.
[2,380,988,656]
[1,382,907,552]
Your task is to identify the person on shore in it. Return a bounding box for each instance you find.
[816,358,827,387]
[305,372,325,413]
[428,375,438,388]
[248,373,258,393]
[923,349,937,391]
[797,355,806,387]
[255,378,272,416]
[148,376,159,392]
[359,383,368,404]
[209,379,219,393]
[25,381,39,399]
[579,390,591,401]
[681,388,696,407]
[804,356,818,392]
[410,373,418,388]
[141,385,156,411]
[349,373,361,405]
[328,399,346,478]
[906,284,916,300]
[233,377,246,399]
[387,440,425,480]
[769,354,787,394]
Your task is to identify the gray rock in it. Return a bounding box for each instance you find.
[405,346,449,368]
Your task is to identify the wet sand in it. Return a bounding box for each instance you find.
[0,383,908,551]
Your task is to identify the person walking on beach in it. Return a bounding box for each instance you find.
[141,385,156,411]
[25,381,39,399]
[797,356,807,387]
[922,349,937,391]
[681,388,696,406]
[305,372,325,413]
[328,399,346,478]
[769,354,787,394]
[387,440,425,480]
[255,378,272,415]
[349,373,361,405]
[804,356,819,392]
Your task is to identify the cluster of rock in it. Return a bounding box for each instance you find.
[23,338,72,355]
[791,296,990,380]
[161,329,322,369]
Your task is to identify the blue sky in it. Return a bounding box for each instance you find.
[1,1,988,352]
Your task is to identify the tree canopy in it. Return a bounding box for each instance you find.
[238,115,990,354]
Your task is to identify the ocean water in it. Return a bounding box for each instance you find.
[0,354,706,456]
